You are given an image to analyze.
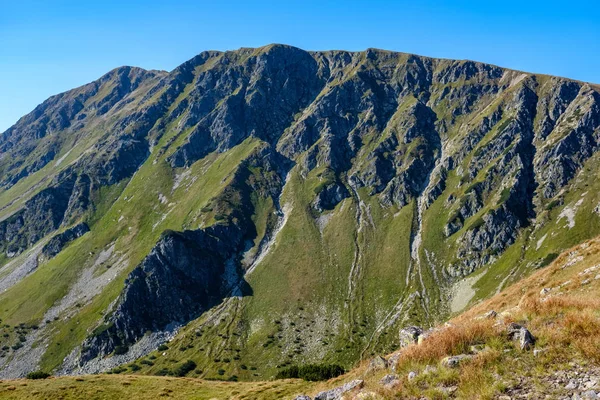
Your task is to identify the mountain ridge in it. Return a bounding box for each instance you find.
[0,44,598,382]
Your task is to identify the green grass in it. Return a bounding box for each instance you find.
[0,374,315,400]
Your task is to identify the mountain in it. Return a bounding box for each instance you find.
[0,44,599,381]
[5,229,600,399]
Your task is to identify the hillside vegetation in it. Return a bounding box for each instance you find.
[2,235,600,398]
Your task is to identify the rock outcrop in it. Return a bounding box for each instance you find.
[40,222,89,260]
[79,223,250,362]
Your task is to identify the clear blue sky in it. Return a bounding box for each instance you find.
[1,0,599,132]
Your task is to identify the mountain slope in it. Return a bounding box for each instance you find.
[0,44,599,380]
[4,229,600,399]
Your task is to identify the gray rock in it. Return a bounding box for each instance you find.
[379,374,399,387]
[581,390,598,399]
[399,326,423,347]
[408,371,418,380]
[507,323,536,350]
[314,379,364,400]
[294,396,312,400]
[566,380,578,390]
[441,354,472,368]
[367,355,388,373]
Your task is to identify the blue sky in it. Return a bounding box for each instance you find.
[1,0,599,132]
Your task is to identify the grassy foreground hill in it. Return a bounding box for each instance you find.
[2,234,600,399]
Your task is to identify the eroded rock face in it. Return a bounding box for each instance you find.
[41,222,89,260]
[0,67,164,189]
[79,144,287,365]
[313,182,350,212]
[0,175,78,257]
[4,46,600,282]
[80,223,249,362]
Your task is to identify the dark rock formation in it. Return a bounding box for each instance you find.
[79,223,250,362]
[41,223,89,260]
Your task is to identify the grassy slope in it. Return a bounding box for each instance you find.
[127,160,418,380]
[0,133,262,371]
[5,231,600,399]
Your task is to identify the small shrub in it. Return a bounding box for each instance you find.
[155,368,171,376]
[545,199,561,211]
[276,364,345,381]
[217,369,226,376]
[111,366,127,374]
[173,360,197,377]
[157,344,169,351]
[113,345,128,355]
[538,253,559,269]
[26,371,50,379]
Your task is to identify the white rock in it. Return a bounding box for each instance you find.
[566,380,578,390]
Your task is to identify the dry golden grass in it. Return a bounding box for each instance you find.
[398,319,499,364]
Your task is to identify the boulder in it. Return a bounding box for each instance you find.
[507,323,535,350]
[386,353,401,372]
[399,326,423,347]
[314,380,364,400]
[366,356,387,373]
[294,396,312,400]
[379,374,399,387]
